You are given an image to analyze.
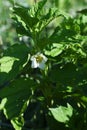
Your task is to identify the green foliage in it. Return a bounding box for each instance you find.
[0,0,87,130]
[49,103,73,123]
[0,77,36,130]
[12,0,69,49]
[0,44,29,87]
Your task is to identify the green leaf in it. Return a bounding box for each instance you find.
[0,98,7,110]
[0,77,36,129]
[11,117,24,130]
[13,17,31,36]
[0,56,19,73]
[12,1,70,39]
[77,9,87,15]
[49,103,73,123]
[45,43,64,57]
[0,44,29,87]
[48,62,87,87]
[0,77,35,119]
[13,6,39,29]
[33,7,69,34]
[29,0,47,18]
[48,63,78,84]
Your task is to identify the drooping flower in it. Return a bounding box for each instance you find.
[30,53,48,70]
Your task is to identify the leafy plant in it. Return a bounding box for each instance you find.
[0,0,87,130]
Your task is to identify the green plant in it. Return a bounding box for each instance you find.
[0,0,87,130]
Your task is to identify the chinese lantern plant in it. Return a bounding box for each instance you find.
[0,0,87,130]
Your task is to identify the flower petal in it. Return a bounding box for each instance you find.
[38,62,45,70]
[41,54,48,62]
[31,58,38,68]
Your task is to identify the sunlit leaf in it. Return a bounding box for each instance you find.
[49,103,73,123]
[45,43,64,57]
[0,44,29,87]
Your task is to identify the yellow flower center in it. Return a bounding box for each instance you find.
[36,55,43,63]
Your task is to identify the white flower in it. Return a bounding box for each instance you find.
[30,53,48,70]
